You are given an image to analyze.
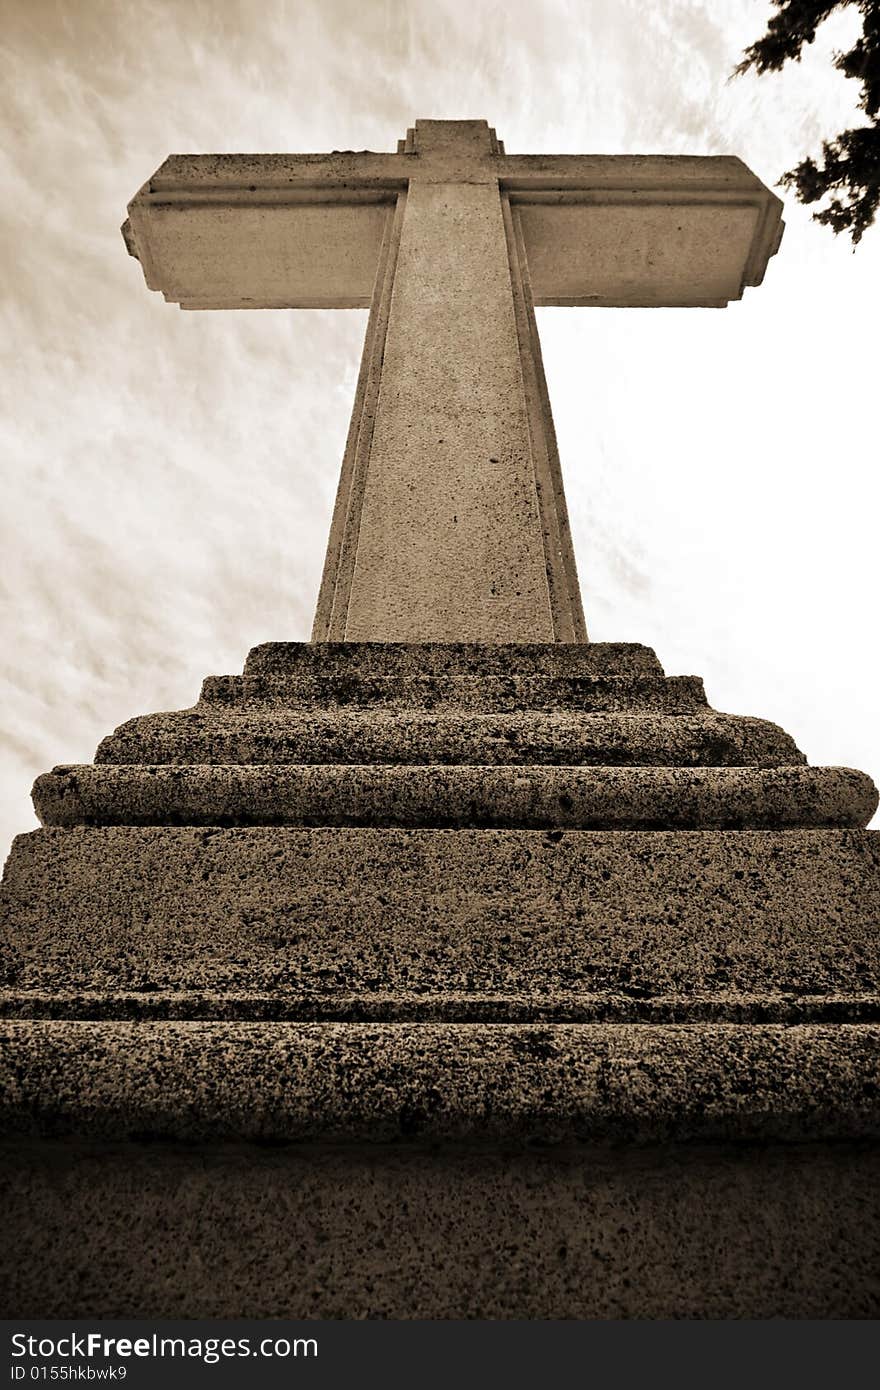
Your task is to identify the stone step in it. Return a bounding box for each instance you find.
[94,708,805,767]
[32,764,876,830]
[3,827,878,1010]
[244,641,664,679]
[199,672,707,712]
[1,1019,878,1143]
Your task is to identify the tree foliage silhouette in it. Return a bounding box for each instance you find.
[735,0,880,243]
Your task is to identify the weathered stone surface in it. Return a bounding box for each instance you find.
[127,124,781,642]
[127,138,783,310]
[340,175,562,642]
[200,672,707,713]
[2,1020,878,1144]
[3,1140,876,1318]
[3,828,879,1011]
[244,640,664,679]
[94,708,804,767]
[3,624,873,1318]
[93,639,803,771]
[32,764,877,830]
[0,112,863,1320]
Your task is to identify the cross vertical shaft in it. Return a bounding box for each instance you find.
[313,121,587,643]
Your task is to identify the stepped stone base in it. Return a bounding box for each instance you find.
[4,828,880,1012]
[95,708,805,768]
[2,1020,878,1144]
[92,641,806,768]
[32,764,876,829]
[2,641,878,1317]
[244,641,664,678]
[200,671,708,711]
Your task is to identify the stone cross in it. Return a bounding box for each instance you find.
[124,119,783,643]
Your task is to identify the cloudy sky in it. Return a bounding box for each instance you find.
[2,0,878,856]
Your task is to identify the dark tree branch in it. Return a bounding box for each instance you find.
[734,1,880,243]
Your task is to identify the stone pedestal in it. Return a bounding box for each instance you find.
[2,642,878,1316]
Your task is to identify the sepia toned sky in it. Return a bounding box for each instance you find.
[2,0,878,856]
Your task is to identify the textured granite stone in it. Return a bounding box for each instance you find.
[2,1020,878,1144]
[244,641,664,679]
[32,764,877,830]
[200,672,707,713]
[128,129,781,643]
[3,636,877,1318]
[0,115,855,1317]
[3,828,879,1008]
[328,174,566,642]
[94,708,805,767]
[3,1140,874,1318]
[128,125,781,647]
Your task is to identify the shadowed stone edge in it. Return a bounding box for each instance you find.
[1,1020,877,1144]
[4,827,879,1001]
[32,763,877,829]
[93,709,806,767]
[243,641,665,678]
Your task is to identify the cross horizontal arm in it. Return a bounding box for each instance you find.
[124,145,783,310]
[145,149,772,196]
[144,151,409,193]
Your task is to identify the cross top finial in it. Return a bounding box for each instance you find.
[397,119,505,159]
